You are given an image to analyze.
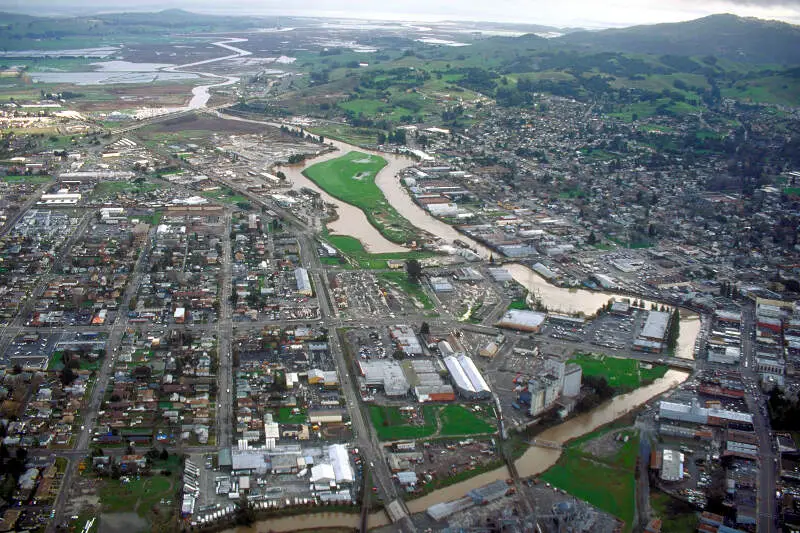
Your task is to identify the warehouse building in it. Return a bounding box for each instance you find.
[640,311,671,341]
[661,449,685,482]
[358,360,410,397]
[496,309,546,333]
[444,355,491,399]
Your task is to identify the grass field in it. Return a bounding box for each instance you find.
[378,271,433,309]
[439,405,496,436]
[309,125,383,147]
[92,180,162,198]
[568,353,668,391]
[326,234,434,269]
[276,407,307,424]
[369,404,496,440]
[370,405,437,440]
[98,455,180,525]
[304,151,420,244]
[1,175,52,184]
[542,430,639,532]
[200,186,249,205]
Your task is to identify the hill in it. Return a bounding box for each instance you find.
[557,14,800,65]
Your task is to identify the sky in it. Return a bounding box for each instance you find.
[3,0,800,27]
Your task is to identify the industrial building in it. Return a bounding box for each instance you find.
[402,359,455,402]
[389,325,423,356]
[658,400,753,426]
[358,359,410,397]
[444,355,491,399]
[496,309,546,333]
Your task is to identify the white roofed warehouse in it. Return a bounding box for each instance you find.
[444,355,491,399]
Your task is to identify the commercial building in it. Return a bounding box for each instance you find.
[640,311,671,341]
[658,400,753,427]
[496,310,546,333]
[295,268,312,296]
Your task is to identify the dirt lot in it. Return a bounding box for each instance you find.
[140,114,278,135]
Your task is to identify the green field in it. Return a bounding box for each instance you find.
[369,405,438,440]
[568,353,668,390]
[378,271,433,309]
[304,151,420,244]
[200,186,249,205]
[98,455,180,525]
[1,174,52,184]
[369,404,496,440]
[542,430,639,532]
[439,405,496,436]
[325,234,434,269]
[309,125,384,147]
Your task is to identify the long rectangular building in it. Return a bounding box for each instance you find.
[444,355,491,399]
[295,268,312,296]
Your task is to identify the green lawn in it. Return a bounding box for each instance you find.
[369,405,437,440]
[568,353,668,391]
[304,151,420,244]
[508,298,528,310]
[439,405,496,436]
[542,430,639,532]
[276,407,307,424]
[378,271,433,309]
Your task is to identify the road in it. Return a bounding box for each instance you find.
[738,305,777,533]
[216,212,234,449]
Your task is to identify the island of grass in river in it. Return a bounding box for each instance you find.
[303,151,421,245]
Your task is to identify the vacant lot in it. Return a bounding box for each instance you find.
[305,151,420,244]
[568,353,668,390]
[370,405,437,440]
[369,404,497,441]
[439,405,496,436]
[378,271,433,310]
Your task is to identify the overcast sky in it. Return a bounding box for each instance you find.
[4,0,800,27]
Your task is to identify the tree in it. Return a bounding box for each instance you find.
[159,449,169,461]
[419,322,430,335]
[276,171,286,180]
[60,367,77,386]
[666,308,680,354]
[406,259,422,282]
[587,231,597,245]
